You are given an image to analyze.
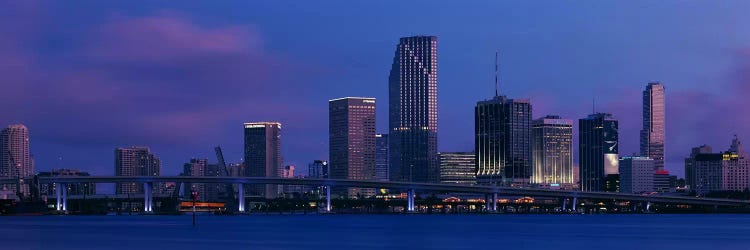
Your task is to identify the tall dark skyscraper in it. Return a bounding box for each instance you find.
[579,113,619,192]
[475,96,532,186]
[329,97,376,197]
[532,115,574,186]
[115,146,160,195]
[0,124,32,196]
[244,122,282,198]
[375,134,389,181]
[641,82,665,170]
[388,36,439,183]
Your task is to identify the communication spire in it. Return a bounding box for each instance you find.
[495,50,499,97]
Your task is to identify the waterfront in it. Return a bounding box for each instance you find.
[1,214,749,249]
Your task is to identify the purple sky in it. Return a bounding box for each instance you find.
[1,1,750,178]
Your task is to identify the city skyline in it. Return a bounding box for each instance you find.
[2,1,750,179]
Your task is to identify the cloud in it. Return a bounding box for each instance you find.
[0,9,307,148]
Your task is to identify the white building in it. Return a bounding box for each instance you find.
[619,157,654,193]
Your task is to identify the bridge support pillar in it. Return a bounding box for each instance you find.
[492,193,498,212]
[646,202,652,212]
[143,182,153,213]
[55,183,62,211]
[562,198,567,211]
[632,202,637,212]
[238,183,245,213]
[407,189,415,212]
[325,185,331,212]
[572,197,577,212]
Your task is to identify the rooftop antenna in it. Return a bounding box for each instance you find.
[494,49,499,97]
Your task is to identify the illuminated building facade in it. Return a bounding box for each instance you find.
[475,96,532,186]
[244,122,282,198]
[618,157,654,193]
[579,113,619,192]
[641,82,665,170]
[388,36,439,183]
[439,152,476,184]
[0,124,32,196]
[532,115,573,185]
[329,97,376,198]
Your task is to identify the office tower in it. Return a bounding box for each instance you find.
[532,115,574,187]
[308,160,328,179]
[228,162,244,177]
[438,152,476,184]
[329,97,376,198]
[618,157,654,193]
[475,96,532,186]
[388,36,439,183]
[579,113,619,192]
[375,134,389,181]
[641,82,666,170]
[244,122,282,198]
[687,137,750,194]
[38,169,96,196]
[182,158,207,200]
[115,146,160,195]
[0,124,32,196]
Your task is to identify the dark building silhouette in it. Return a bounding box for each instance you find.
[375,134,389,181]
[579,113,619,192]
[475,96,532,186]
[244,122,282,198]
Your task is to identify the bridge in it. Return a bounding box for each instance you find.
[3,176,750,213]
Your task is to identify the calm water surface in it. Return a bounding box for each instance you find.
[1,214,749,249]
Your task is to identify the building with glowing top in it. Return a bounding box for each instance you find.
[244,122,282,199]
[579,113,619,192]
[641,82,665,170]
[329,97,376,198]
[532,115,573,186]
[388,36,439,183]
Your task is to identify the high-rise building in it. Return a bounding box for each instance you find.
[475,96,532,186]
[115,146,160,195]
[654,169,675,193]
[579,113,619,192]
[618,157,654,193]
[641,82,665,170]
[308,160,328,179]
[438,152,476,184]
[375,134,389,181]
[685,137,750,195]
[532,115,574,186]
[388,35,439,183]
[182,158,207,200]
[0,124,32,196]
[244,122,282,198]
[329,97,376,198]
[38,169,96,196]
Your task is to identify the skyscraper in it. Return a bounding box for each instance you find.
[475,96,532,186]
[532,115,574,186]
[329,97,376,198]
[438,152,476,184]
[579,113,619,192]
[115,146,160,195]
[375,134,389,181]
[308,160,328,179]
[641,82,665,170]
[388,35,439,183]
[244,122,282,198]
[684,145,712,191]
[0,124,32,196]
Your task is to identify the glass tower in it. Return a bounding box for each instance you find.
[641,82,665,170]
[388,36,439,183]
[579,113,619,192]
[243,122,282,198]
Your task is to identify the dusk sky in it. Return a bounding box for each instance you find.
[2,0,750,178]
